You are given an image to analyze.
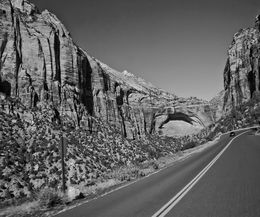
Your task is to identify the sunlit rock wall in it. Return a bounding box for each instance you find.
[223,15,260,112]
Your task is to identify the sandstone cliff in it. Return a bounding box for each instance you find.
[0,0,219,202]
[223,15,260,112]
[0,0,214,138]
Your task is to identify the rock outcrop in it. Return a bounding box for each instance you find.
[0,0,215,138]
[223,15,260,112]
[209,90,225,120]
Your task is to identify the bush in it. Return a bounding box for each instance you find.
[181,141,196,151]
[205,132,216,141]
[75,192,85,200]
[38,188,63,208]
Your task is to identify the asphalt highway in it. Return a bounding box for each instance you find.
[55,130,260,217]
[165,131,260,217]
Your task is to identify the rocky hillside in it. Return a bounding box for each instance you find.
[0,0,215,139]
[223,15,260,112]
[0,102,213,201]
[209,96,260,138]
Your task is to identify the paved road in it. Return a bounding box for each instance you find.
[165,131,260,217]
[55,130,260,217]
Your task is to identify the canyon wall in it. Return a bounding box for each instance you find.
[223,15,260,112]
[0,0,214,138]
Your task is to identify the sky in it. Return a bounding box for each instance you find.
[30,0,260,100]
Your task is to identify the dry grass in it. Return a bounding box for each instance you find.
[0,200,39,217]
[38,188,64,208]
[0,188,67,217]
[76,179,120,196]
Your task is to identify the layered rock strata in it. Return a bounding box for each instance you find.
[0,0,214,138]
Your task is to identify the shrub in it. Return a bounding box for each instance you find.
[151,161,159,170]
[75,192,85,200]
[205,132,215,141]
[181,141,196,151]
[38,188,63,208]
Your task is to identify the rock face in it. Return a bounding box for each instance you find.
[223,15,260,112]
[209,90,225,120]
[0,0,215,138]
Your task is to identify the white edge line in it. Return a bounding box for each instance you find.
[151,130,249,217]
[54,128,253,216]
